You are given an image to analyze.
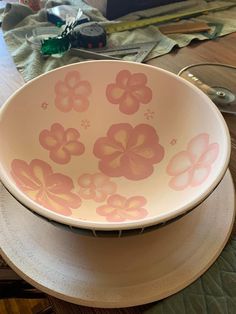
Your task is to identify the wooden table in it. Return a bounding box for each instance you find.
[0,26,236,313]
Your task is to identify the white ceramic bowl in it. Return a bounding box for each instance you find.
[0,61,230,233]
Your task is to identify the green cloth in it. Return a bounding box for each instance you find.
[1,0,236,81]
[145,237,236,314]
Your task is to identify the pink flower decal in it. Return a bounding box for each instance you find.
[41,102,48,110]
[77,173,117,202]
[106,70,152,114]
[55,71,92,112]
[144,109,155,120]
[167,133,219,191]
[39,123,85,164]
[11,159,81,216]
[97,194,148,222]
[93,123,164,180]
[81,119,90,130]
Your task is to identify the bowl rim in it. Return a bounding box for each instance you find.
[0,60,231,231]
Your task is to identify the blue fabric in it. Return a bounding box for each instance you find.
[145,237,236,314]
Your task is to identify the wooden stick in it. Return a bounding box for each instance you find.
[159,21,210,34]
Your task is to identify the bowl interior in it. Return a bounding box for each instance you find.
[0,61,230,230]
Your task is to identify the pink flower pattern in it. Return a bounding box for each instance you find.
[93,123,164,180]
[39,123,85,164]
[106,70,152,114]
[97,194,148,222]
[144,109,155,120]
[81,119,90,130]
[77,173,117,202]
[41,102,48,110]
[54,71,92,112]
[11,159,81,216]
[167,133,219,191]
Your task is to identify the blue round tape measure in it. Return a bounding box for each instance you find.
[72,22,107,49]
[38,22,107,55]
